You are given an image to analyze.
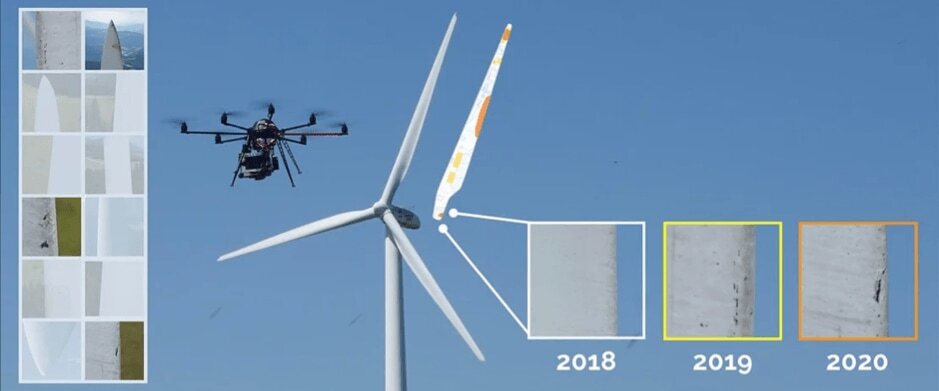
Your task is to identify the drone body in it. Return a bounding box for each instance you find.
[179,103,348,187]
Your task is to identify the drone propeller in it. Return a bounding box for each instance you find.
[250,100,278,109]
[218,110,244,125]
[307,108,333,116]
[328,121,350,134]
[163,118,190,133]
[305,109,334,125]
[217,109,244,117]
[249,100,278,119]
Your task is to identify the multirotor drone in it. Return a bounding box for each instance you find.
[178,103,348,187]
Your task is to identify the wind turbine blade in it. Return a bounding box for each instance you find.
[24,321,78,376]
[381,212,485,361]
[434,24,511,219]
[218,208,376,262]
[380,14,457,204]
[101,21,123,70]
[34,11,81,70]
[97,197,112,256]
[103,136,133,193]
[37,76,80,194]
[35,76,60,132]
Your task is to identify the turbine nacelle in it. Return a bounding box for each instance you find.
[371,202,421,230]
[389,206,420,230]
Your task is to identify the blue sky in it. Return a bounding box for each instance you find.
[2,0,937,389]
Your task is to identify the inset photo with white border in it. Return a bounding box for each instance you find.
[21,320,82,381]
[22,11,82,70]
[22,135,82,195]
[21,74,81,133]
[22,260,83,318]
[85,135,145,195]
[528,222,646,339]
[85,260,146,317]
[85,197,145,257]
[85,72,147,133]
[84,10,145,70]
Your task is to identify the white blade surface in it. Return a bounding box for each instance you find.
[114,72,147,131]
[433,24,511,220]
[99,262,146,316]
[381,212,485,361]
[42,261,83,318]
[84,321,120,379]
[97,198,112,256]
[35,11,81,70]
[218,208,376,261]
[103,136,133,193]
[37,76,81,194]
[101,21,123,70]
[380,14,457,204]
[35,76,60,133]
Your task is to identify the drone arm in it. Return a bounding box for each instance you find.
[222,122,251,131]
[280,137,306,144]
[279,123,315,132]
[218,136,247,144]
[182,130,247,136]
[282,131,347,137]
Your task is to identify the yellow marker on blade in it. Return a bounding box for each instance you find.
[433,24,512,220]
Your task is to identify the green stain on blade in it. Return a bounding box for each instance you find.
[120,322,144,380]
[54,197,81,256]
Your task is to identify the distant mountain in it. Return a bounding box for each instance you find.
[86,21,144,34]
[86,20,108,30]
[123,23,145,34]
[85,24,145,70]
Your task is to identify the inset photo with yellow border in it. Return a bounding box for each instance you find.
[663,221,782,341]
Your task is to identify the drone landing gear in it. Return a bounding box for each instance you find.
[230,152,244,187]
[282,141,303,174]
[276,142,296,188]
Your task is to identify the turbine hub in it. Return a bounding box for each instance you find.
[371,202,388,216]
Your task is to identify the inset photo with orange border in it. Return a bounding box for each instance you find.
[798,221,918,342]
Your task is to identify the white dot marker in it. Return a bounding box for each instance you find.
[448,208,459,219]
[438,224,449,234]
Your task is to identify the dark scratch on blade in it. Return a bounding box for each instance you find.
[209,306,223,319]
[347,313,362,327]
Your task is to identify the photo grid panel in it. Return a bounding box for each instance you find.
[20,8,147,383]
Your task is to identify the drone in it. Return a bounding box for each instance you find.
[178,103,348,187]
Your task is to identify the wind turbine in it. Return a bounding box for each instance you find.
[217,14,484,391]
